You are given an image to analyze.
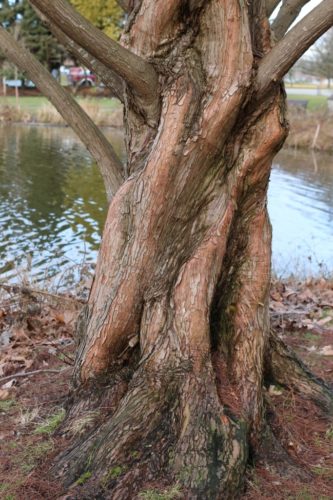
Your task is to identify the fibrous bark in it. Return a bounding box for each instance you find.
[2,0,333,498]
[49,1,333,498]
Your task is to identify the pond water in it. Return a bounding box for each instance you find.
[0,125,332,284]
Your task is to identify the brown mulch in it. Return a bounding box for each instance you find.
[245,278,333,500]
[0,285,79,499]
[0,279,333,499]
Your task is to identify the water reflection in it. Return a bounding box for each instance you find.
[0,124,124,283]
[269,149,333,276]
[0,125,332,282]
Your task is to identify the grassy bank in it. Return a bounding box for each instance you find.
[286,109,333,152]
[1,95,333,152]
[0,96,123,128]
[285,83,331,89]
[287,93,328,111]
[0,96,120,111]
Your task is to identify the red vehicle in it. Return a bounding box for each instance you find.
[68,67,96,87]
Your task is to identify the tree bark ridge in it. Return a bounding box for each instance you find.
[3,1,333,497]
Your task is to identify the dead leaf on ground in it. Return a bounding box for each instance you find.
[319,345,333,356]
[0,389,11,400]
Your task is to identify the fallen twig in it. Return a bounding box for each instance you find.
[0,283,84,304]
[0,367,70,384]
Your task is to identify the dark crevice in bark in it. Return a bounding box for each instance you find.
[212,352,243,419]
[123,0,143,32]
[55,360,251,498]
[210,202,255,357]
[37,2,333,497]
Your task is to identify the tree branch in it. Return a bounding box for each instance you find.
[117,0,132,12]
[271,0,312,39]
[41,21,125,103]
[0,368,69,383]
[29,0,159,125]
[0,26,124,200]
[266,0,281,18]
[258,0,333,96]
[30,4,125,101]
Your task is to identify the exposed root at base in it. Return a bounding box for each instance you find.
[48,329,333,499]
[266,329,333,413]
[52,367,251,499]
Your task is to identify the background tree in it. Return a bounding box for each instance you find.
[0,0,64,70]
[0,0,333,498]
[70,0,123,39]
[0,1,20,27]
[299,28,333,87]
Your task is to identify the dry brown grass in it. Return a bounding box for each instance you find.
[1,100,332,152]
[0,100,123,128]
[287,108,333,153]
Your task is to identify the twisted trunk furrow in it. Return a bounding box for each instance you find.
[53,1,333,497]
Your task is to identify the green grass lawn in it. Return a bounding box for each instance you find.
[0,93,327,115]
[0,96,48,109]
[285,83,323,89]
[286,93,328,111]
[0,95,121,111]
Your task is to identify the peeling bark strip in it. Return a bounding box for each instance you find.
[2,0,333,497]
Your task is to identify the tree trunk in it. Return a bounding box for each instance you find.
[52,1,333,498]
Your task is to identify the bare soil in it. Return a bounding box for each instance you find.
[0,279,332,499]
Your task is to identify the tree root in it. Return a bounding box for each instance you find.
[50,334,333,499]
[171,372,248,499]
[266,329,333,413]
[52,365,251,499]
[254,424,311,482]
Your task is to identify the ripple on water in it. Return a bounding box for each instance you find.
[0,125,332,282]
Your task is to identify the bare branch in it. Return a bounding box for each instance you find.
[272,0,312,39]
[0,368,69,383]
[29,0,159,125]
[30,5,125,102]
[117,0,132,11]
[47,26,125,102]
[0,26,124,199]
[258,0,333,96]
[266,0,281,17]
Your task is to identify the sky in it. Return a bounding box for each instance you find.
[272,0,322,20]
[272,0,326,54]
[301,0,322,15]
